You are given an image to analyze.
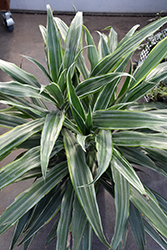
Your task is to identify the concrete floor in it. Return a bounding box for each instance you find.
[0,12,167,250]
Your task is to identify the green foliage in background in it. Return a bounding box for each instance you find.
[0,5,167,249]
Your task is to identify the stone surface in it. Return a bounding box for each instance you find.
[0,12,166,250]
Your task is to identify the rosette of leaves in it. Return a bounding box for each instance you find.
[0,5,167,250]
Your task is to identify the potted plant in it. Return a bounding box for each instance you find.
[0,5,167,250]
[138,27,167,103]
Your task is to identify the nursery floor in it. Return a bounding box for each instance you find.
[0,12,167,250]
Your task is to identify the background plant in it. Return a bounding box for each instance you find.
[137,27,167,103]
[0,5,167,250]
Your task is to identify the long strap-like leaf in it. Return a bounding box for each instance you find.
[0,162,68,235]
[46,5,63,82]
[56,182,74,250]
[0,112,26,128]
[120,147,167,178]
[130,37,167,89]
[143,218,167,249]
[63,129,111,248]
[67,71,88,134]
[94,130,113,183]
[129,203,146,250]
[0,81,57,106]
[130,186,167,238]
[64,12,83,71]
[0,147,40,190]
[84,26,98,70]
[90,16,167,76]
[113,131,167,149]
[10,210,32,250]
[112,149,145,195]
[19,185,64,245]
[76,72,130,98]
[0,59,40,88]
[110,166,130,250]
[93,110,167,130]
[40,110,65,178]
[0,118,44,160]
[72,195,88,250]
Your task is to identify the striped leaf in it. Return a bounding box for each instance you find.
[129,203,146,250]
[112,149,145,195]
[10,210,32,250]
[0,107,28,118]
[93,79,119,111]
[76,72,130,98]
[110,166,130,250]
[130,186,167,238]
[0,81,40,97]
[19,185,64,244]
[84,26,98,70]
[145,60,167,80]
[63,129,110,248]
[94,130,113,183]
[46,217,60,246]
[126,70,167,102]
[16,168,41,182]
[23,235,34,250]
[0,118,44,160]
[46,5,63,82]
[0,162,68,235]
[77,52,90,80]
[118,24,140,48]
[145,148,167,175]
[0,147,40,189]
[108,27,118,53]
[0,81,56,105]
[0,94,48,117]
[98,32,110,59]
[128,102,167,111]
[93,110,167,130]
[64,12,83,71]
[93,53,132,111]
[64,117,80,134]
[90,16,167,76]
[147,188,167,215]
[0,112,26,128]
[83,222,92,250]
[54,17,68,41]
[56,183,74,250]
[0,59,40,87]
[41,110,65,178]
[45,82,64,106]
[86,106,92,130]
[72,196,87,250]
[67,71,87,134]
[117,222,128,250]
[39,25,47,44]
[0,100,48,118]
[77,134,87,152]
[130,37,167,89]
[57,68,67,94]
[120,147,167,178]
[143,219,167,249]
[22,55,52,82]
[117,56,133,100]
[113,131,167,149]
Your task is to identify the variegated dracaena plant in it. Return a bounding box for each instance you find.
[0,5,167,250]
